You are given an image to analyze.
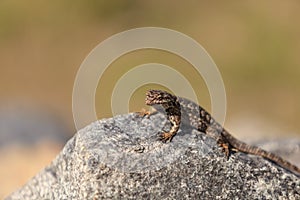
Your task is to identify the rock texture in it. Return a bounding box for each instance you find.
[6,112,300,199]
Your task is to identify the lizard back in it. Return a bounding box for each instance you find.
[177,95,300,176]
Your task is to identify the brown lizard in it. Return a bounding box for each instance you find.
[145,89,300,176]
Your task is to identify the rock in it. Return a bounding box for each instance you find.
[6,112,300,199]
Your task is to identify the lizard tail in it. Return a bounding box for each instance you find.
[245,145,300,176]
[224,132,300,176]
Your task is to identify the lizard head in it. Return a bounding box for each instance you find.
[145,89,177,105]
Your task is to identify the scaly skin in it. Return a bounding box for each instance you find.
[145,89,300,176]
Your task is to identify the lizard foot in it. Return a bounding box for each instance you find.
[136,108,157,118]
[221,143,230,160]
[217,140,232,160]
[217,141,239,160]
[158,132,174,143]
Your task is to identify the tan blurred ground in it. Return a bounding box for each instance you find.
[1,0,300,197]
[0,143,62,198]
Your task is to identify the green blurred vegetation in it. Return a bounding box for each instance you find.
[1,0,300,131]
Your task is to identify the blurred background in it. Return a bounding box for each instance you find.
[1,0,300,197]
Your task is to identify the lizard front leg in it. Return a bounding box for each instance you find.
[159,115,181,142]
[136,108,158,118]
[145,90,182,142]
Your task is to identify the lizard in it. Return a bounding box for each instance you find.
[145,89,300,176]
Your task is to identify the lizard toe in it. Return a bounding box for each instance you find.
[158,132,173,143]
